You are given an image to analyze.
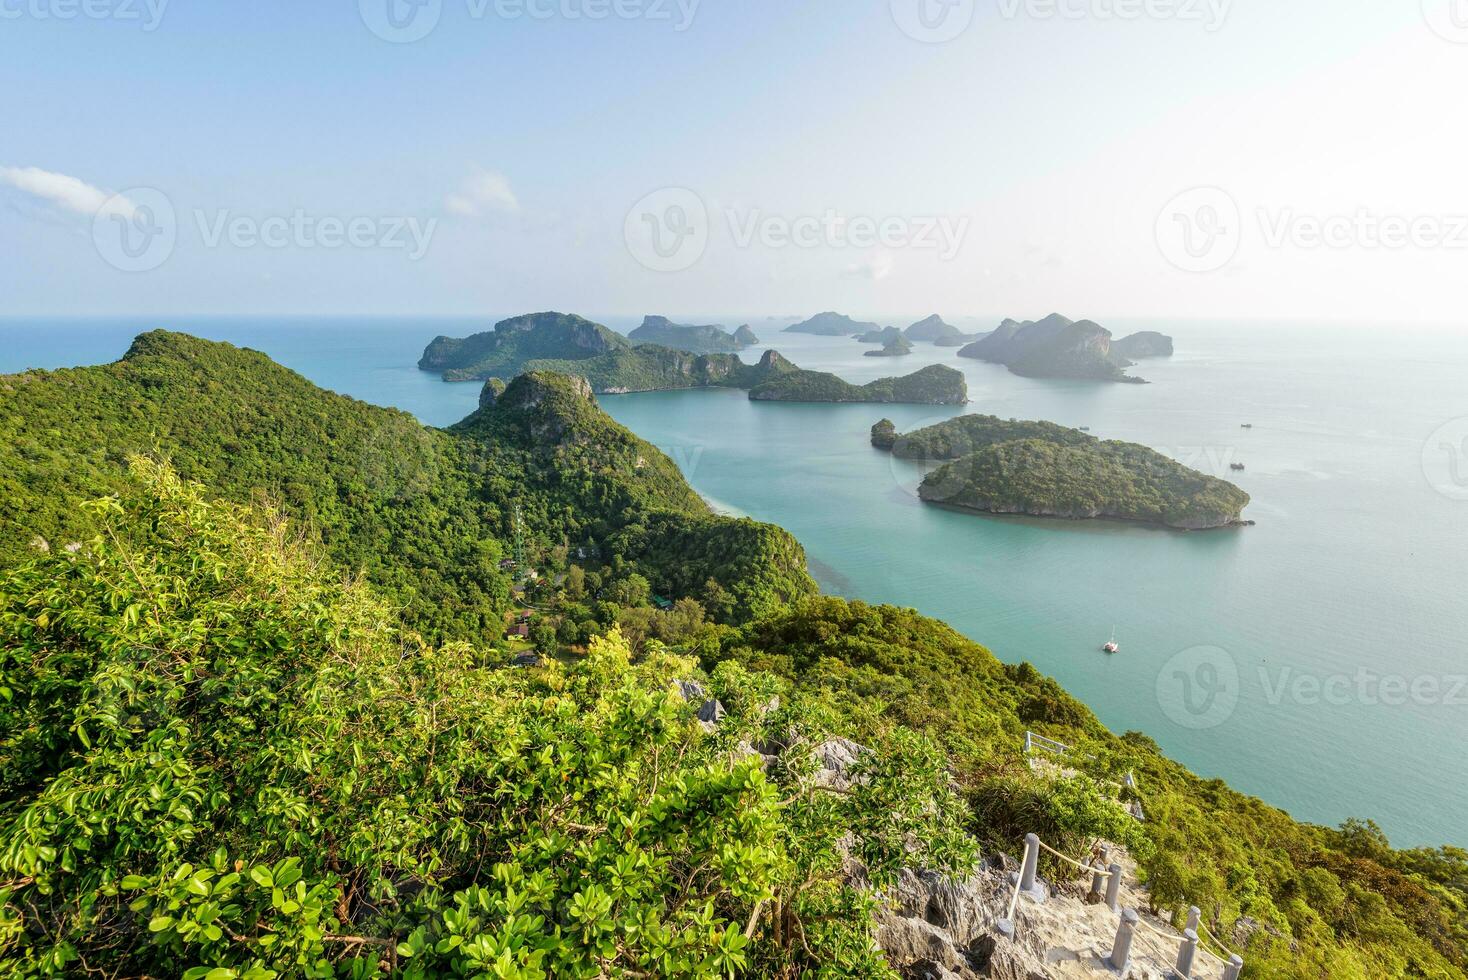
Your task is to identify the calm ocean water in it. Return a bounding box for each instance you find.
[3,315,1465,848]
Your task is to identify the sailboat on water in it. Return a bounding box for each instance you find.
[1102,627,1119,655]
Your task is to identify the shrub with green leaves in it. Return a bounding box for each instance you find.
[0,460,970,978]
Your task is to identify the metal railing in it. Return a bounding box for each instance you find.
[993,828,1244,979]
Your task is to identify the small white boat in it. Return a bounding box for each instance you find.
[1102,627,1119,654]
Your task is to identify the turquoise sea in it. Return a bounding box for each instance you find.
[3,315,1465,849]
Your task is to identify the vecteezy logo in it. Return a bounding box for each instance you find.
[1155,187,1241,273]
[91,188,176,273]
[890,0,975,42]
[623,187,709,273]
[359,0,442,43]
[1423,0,1468,42]
[1156,646,1239,730]
[1422,418,1468,500]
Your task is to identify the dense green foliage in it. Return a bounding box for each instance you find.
[749,365,967,405]
[0,465,969,978]
[0,332,509,641]
[877,413,1095,461]
[518,347,794,395]
[0,333,814,634]
[628,317,751,355]
[3,334,1464,978]
[419,313,630,382]
[919,437,1251,529]
[717,599,1468,978]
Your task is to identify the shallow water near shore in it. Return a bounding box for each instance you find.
[3,314,1465,848]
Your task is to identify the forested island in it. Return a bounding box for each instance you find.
[958,314,1172,383]
[784,310,883,335]
[628,315,756,354]
[419,311,630,381]
[1111,329,1174,359]
[855,325,903,345]
[902,313,973,346]
[1,333,1461,979]
[863,336,913,357]
[518,345,795,394]
[749,363,967,404]
[874,414,1250,528]
[508,345,963,403]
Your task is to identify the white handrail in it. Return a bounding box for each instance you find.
[1199,920,1240,960]
[1004,838,1031,922]
[1035,838,1112,878]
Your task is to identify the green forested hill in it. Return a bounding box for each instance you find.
[0,333,815,634]
[1,336,1464,979]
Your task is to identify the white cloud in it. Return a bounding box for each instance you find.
[0,165,134,218]
[445,171,519,217]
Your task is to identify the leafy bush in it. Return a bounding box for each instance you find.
[0,462,966,978]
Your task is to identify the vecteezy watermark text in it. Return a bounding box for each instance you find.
[1157,187,1468,273]
[0,0,168,30]
[90,188,438,272]
[1258,208,1468,251]
[997,0,1230,31]
[624,187,970,273]
[1261,667,1468,708]
[360,0,699,43]
[194,210,436,259]
[1156,644,1466,731]
[725,209,968,259]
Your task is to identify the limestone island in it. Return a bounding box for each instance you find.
[785,311,883,336]
[1110,330,1175,359]
[629,315,756,355]
[456,336,967,404]
[517,346,796,395]
[903,314,976,347]
[751,364,966,404]
[957,314,1172,384]
[420,311,629,382]
[864,336,914,358]
[855,325,904,345]
[872,414,1249,529]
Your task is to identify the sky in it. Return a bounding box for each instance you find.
[2,0,1467,324]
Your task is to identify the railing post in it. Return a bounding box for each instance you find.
[1019,833,1040,894]
[1222,954,1244,980]
[1024,731,1033,755]
[1185,906,1200,932]
[1108,908,1139,970]
[1175,928,1198,978]
[1089,865,1106,902]
[1104,862,1123,912]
